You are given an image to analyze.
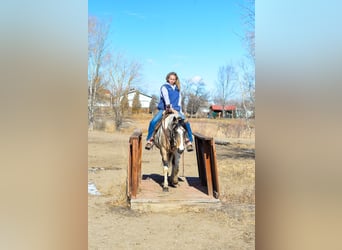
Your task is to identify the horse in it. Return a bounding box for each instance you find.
[153,112,186,192]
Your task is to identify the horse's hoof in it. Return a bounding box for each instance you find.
[163,187,169,192]
[170,182,178,187]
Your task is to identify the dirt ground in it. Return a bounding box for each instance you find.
[88,117,255,249]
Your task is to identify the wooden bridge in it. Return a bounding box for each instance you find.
[127,130,220,211]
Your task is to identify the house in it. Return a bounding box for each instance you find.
[126,89,152,109]
[94,89,111,107]
[209,104,237,118]
[193,106,210,118]
[94,88,153,112]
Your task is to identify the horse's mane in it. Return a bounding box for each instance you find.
[163,113,178,126]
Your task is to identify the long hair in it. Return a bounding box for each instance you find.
[166,72,181,91]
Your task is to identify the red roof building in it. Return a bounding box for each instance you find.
[210,105,236,111]
[209,104,237,118]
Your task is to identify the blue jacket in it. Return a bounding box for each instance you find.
[157,83,181,111]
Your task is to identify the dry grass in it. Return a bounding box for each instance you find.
[95,112,255,139]
[188,118,255,139]
[219,159,255,204]
[215,140,255,205]
[106,181,130,207]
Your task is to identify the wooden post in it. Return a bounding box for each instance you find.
[131,138,138,197]
[204,150,213,197]
[128,130,142,199]
[194,136,206,186]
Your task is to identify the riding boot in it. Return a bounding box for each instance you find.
[180,120,194,152]
[145,138,154,150]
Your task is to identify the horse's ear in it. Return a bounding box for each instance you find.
[171,116,178,129]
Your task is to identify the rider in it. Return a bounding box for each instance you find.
[145,72,194,152]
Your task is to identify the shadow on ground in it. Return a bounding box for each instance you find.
[215,144,255,160]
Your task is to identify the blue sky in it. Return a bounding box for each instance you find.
[89,0,252,97]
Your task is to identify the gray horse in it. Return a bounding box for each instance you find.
[153,113,186,192]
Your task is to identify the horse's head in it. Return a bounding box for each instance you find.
[169,115,186,154]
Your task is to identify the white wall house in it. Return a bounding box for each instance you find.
[94,88,153,109]
[126,89,152,109]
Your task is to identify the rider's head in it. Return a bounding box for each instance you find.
[166,72,180,91]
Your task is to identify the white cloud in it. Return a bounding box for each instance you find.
[146,58,154,64]
[169,54,187,60]
[123,11,145,19]
[191,75,203,83]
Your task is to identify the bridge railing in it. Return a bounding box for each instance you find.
[127,129,142,199]
[193,132,220,199]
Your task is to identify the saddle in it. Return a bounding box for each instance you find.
[148,111,193,151]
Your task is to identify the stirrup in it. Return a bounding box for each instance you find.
[186,141,193,152]
[145,140,154,150]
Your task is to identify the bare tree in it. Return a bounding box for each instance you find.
[182,77,208,117]
[132,90,141,114]
[106,53,141,129]
[237,0,255,64]
[180,79,192,114]
[149,94,158,115]
[187,94,208,117]
[237,0,255,131]
[96,86,111,106]
[120,90,129,116]
[214,64,238,118]
[239,61,255,119]
[88,16,111,130]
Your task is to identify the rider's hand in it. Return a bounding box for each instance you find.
[165,104,172,113]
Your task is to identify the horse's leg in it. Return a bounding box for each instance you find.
[162,163,169,191]
[161,149,169,192]
[171,153,180,186]
[170,154,177,186]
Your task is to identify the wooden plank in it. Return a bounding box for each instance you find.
[130,176,220,212]
[194,137,206,186]
[127,143,132,198]
[138,133,142,188]
[210,140,220,199]
[194,136,201,178]
[204,150,213,197]
[131,138,138,198]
